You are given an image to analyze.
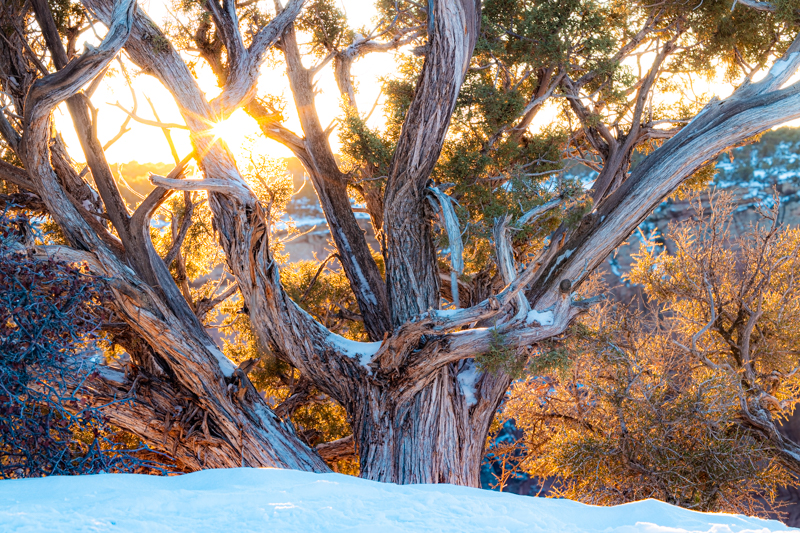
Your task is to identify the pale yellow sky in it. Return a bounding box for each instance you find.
[54,1,800,168]
[55,0,395,165]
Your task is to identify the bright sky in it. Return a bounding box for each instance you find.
[54,0,394,165]
[54,1,800,168]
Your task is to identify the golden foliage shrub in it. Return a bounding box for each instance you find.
[505,191,800,515]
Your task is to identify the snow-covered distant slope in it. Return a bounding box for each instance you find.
[0,468,793,533]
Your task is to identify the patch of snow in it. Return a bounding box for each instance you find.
[339,238,379,307]
[546,249,574,283]
[457,360,480,407]
[274,216,328,230]
[207,345,236,378]
[769,52,797,80]
[608,254,623,279]
[526,309,554,326]
[716,161,734,172]
[327,333,382,367]
[150,218,169,232]
[0,468,791,532]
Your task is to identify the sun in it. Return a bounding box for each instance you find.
[206,108,258,148]
[201,109,269,160]
[209,117,241,145]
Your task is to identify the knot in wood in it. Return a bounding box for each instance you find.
[559,279,572,294]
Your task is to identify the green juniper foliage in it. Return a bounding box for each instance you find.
[9,0,800,487]
[338,0,800,293]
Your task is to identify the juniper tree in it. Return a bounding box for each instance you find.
[3,0,800,484]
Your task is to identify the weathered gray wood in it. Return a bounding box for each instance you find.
[383,0,481,326]
[7,0,800,488]
[17,0,329,473]
[527,35,800,311]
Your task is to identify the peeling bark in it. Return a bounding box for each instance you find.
[384,0,481,325]
[16,0,328,473]
[6,0,800,490]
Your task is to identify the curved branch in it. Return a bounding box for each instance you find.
[419,297,578,371]
[245,100,308,156]
[0,159,34,190]
[590,33,679,203]
[209,0,307,115]
[517,198,561,226]
[334,27,423,109]
[148,175,252,202]
[368,242,557,372]
[429,186,464,307]
[428,186,464,274]
[526,34,800,311]
[21,0,136,254]
[379,296,582,394]
[24,0,137,127]
[493,215,530,319]
[742,36,800,95]
[734,0,777,13]
[109,101,190,129]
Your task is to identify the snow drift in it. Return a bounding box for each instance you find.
[0,468,794,532]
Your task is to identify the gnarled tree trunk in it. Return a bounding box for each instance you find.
[5,0,800,487]
[8,0,328,473]
[352,365,508,485]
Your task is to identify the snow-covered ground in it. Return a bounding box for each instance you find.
[0,468,794,532]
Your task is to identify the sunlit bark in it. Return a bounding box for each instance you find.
[4,0,800,485]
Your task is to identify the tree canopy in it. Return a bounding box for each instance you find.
[2,0,800,493]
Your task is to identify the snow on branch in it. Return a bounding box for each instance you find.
[745,34,800,94]
[517,198,561,226]
[365,240,572,373]
[412,297,580,372]
[428,186,464,273]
